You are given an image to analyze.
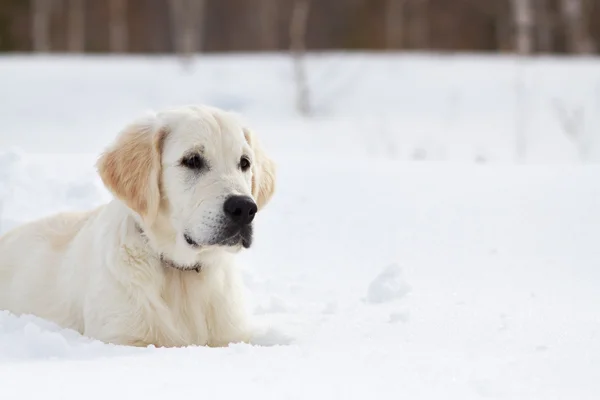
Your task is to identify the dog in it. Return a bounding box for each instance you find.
[0,105,276,347]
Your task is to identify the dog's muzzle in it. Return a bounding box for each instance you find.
[183,195,257,250]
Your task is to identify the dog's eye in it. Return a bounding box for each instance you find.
[240,156,251,172]
[181,154,205,170]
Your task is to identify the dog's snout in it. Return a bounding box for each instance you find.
[223,195,257,225]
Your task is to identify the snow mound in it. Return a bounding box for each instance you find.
[0,149,24,233]
[365,263,411,305]
[0,149,22,198]
[0,311,140,362]
[0,151,109,235]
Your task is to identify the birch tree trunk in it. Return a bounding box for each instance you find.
[32,0,52,52]
[182,0,206,56]
[170,0,207,64]
[109,0,127,53]
[560,0,594,54]
[512,0,534,54]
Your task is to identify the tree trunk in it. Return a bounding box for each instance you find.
[290,0,310,116]
[169,0,207,63]
[408,0,429,50]
[109,0,127,53]
[560,0,594,54]
[31,0,52,52]
[261,0,279,50]
[183,0,206,56]
[67,0,85,52]
[385,0,405,49]
[169,0,182,54]
[534,0,552,52]
[512,0,534,54]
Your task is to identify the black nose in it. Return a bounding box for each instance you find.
[223,195,257,225]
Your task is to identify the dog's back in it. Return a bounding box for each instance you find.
[0,209,99,330]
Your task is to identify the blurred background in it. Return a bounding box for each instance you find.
[1,0,599,54]
[0,0,599,163]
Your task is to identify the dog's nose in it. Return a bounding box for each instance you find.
[223,195,257,225]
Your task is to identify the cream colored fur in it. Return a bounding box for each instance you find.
[0,105,276,347]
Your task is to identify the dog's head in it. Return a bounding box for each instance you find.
[96,105,276,268]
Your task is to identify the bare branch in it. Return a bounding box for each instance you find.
[552,98,585,141]
[551,98,592,162]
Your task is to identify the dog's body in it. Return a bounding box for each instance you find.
[0,105,276,347]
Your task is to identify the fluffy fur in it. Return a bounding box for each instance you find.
[0,105,276,347]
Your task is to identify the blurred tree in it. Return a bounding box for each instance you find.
[109,0,127,52]
[0,0,24,51]
[67,0,84,52]
[31,0,53,52]
[290,0,310,115]
[0,0,598,55]
[408,0,429,49]
[385,0,405,49]
[512,0,535,53]
[260,0,279,50]
[169,0,207,63]
[560,0,595,53]
[534,0,553,52]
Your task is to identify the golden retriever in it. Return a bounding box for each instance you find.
[0,105,276,347]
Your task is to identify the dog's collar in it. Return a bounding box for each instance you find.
[159,254,202,273]
[134,223,203,273]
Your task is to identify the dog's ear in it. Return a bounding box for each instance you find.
[243,128,276,210]
[96,117,167,225]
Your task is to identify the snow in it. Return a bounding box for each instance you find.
[365,264,411,305]
[2,52,600,162]
[1,53,600,399]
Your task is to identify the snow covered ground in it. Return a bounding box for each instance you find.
[0,53,599,399]
[1,52,600,162]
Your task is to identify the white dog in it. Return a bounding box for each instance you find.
[0,105,276,347]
